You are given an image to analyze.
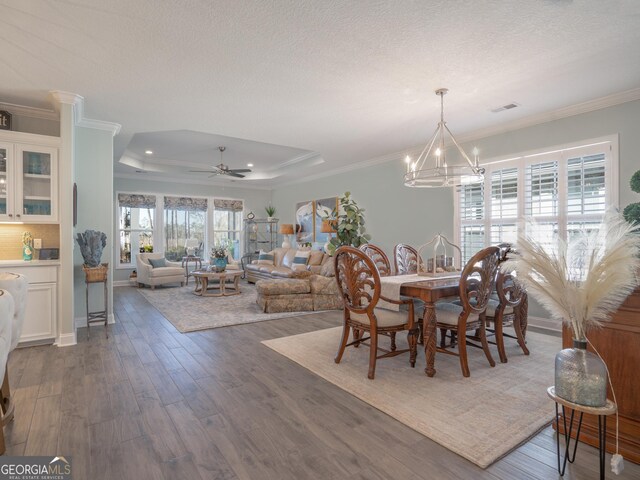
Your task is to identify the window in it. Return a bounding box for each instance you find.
[212,199,243,260]
[455,137,617,262]
[117,194,157,266]
[163,196,208,261]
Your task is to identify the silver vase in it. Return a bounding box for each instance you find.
[554,339,607,407]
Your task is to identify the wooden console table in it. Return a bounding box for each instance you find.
[559,286,640,464]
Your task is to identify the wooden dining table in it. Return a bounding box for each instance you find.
[399,276,461,377]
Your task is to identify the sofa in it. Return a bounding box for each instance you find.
[136,253,185,289]
[256,274,343,313]
[245,247,333,283]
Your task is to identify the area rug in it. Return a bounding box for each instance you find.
[137,282,318,333]
[262,327,560,468]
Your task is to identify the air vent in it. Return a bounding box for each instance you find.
[491,103,520,113]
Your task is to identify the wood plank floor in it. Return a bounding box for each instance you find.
[5,285,639,479]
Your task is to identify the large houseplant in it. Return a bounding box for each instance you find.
[623,169,640,226]
[325,192,371,255]
[506,212,640,406]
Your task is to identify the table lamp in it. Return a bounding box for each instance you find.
[280,224,294,249]
[321,220,336,253]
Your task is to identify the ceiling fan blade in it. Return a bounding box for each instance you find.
[227,172,245,178]
[208,172,222,178]
[228,169,252,173]
[190,169,218,173]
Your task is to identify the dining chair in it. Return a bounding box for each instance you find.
[334,246,419,379]
[393,243,419,275]
[482,246,529,363]
[361,243,425,348]
[434,246,501,377]
[359,244,392,277]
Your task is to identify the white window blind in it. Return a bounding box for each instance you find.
[454,137,617,261]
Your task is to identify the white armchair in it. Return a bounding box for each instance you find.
[0,288,14,454]
[136,253,185,289]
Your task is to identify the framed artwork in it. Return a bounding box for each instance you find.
[295,200,314,243]
[314,197,338,244]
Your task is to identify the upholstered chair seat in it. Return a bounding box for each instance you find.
[350,308,412,328]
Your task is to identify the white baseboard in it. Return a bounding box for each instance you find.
[528,315,561,334]
[56,331,77,347]
[113,280,133,287]
[74,313,116,328]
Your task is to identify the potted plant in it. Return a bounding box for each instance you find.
[265,205,277,221]
[210,243,228,272]
[623,169,640,226]
[325,192,371,256]
[507,212,640,407]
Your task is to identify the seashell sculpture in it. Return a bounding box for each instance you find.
[76,230,107,267]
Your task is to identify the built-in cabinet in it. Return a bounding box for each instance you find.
[0,263,58,345]
[0,141,58,223]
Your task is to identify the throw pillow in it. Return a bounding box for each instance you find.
[320,259,336,277]
[257,250,275,265]
[291,250,311,272]
[148,258,167,268]
[308,250,325,266]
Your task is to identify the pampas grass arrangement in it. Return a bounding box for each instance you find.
[505,211,640,340]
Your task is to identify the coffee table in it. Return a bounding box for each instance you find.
[192,269,243,297]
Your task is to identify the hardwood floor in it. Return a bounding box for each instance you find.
[4,285,639,479]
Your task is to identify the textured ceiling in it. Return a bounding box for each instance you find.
[1,0,639,187]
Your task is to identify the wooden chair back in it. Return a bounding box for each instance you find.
[393,243,419,275]
[458,246,501,314]
[359,244,392,277]
[334,246,381,316]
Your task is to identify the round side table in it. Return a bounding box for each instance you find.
[547,386,616,480]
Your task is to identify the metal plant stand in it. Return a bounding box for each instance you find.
[548,386,616,480]
[83,263,109,339]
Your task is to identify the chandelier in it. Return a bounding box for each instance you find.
[404,88,484,188]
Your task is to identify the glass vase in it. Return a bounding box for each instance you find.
[554,338,607,407]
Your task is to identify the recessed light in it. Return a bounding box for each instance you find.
[144,150,153,155]
[247,163,254,167]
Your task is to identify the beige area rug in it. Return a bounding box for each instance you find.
[262,327,560,468]
[137,282,318,333]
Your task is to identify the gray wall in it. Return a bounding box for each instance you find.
[73,126,114,321]
[272,160,455,258]
[112,177,272,281]
[272,99,640,320]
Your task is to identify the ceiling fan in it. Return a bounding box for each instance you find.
[189,146,252,178]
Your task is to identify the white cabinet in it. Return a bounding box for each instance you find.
[0,263,58,345]
[0,140,58,223]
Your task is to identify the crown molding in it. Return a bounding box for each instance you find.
[276,87,640,188]
[113,172,273,191]
[455,87,640,145]
[49,90,121,136]
[0,101,59,121]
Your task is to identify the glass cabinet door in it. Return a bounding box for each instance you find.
[0,144,14,221]
[18,146,56,220]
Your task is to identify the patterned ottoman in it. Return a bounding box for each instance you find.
[256,279,313,313]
